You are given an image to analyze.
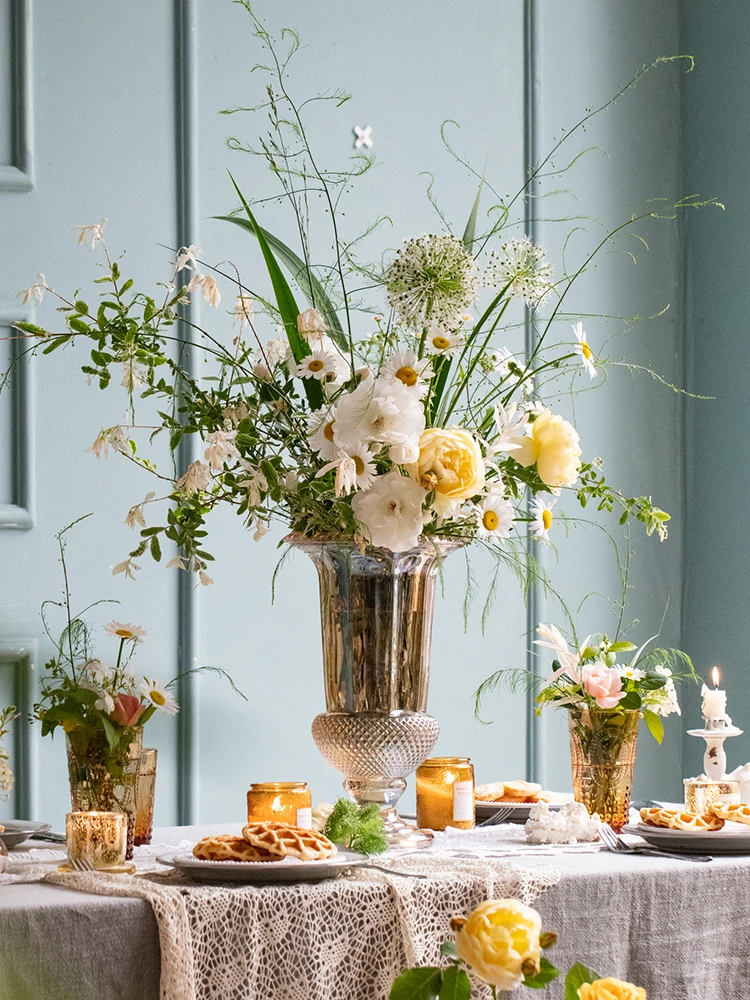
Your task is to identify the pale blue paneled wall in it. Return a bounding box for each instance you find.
[0,0,694,828]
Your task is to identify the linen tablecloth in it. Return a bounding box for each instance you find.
[0,823,747,1000]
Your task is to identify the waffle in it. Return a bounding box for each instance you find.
[708,802,750,825]
[475,780,543,803]
[639,807,724,832]
[242,821,338,861]
[192,834,278,862]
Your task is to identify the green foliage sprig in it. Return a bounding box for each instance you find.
[324,798,388,855]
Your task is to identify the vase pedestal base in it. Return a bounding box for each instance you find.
[344,777,434,850]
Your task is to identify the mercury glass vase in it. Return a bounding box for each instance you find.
[66,726,143,859]
[568,707,640,831]
[291,535,461,848]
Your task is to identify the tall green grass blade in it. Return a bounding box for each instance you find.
[461,179,483,250]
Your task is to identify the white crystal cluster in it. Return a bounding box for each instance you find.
[524,801,600,845]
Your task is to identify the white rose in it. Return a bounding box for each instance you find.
[351,471,427,551]
[334,378,425,453]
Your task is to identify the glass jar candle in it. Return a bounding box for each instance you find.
[65,811,127,871]
[246,782,312,827]
[416,757,475,831]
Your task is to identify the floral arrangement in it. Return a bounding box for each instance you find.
[4,14,711,596]
[0,706,19,800]
[389,898,647,998]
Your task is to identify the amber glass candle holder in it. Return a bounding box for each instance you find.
[65,811,128,871]
[416,757,475,831]
[247,782,313,827]
[134,748,158,847]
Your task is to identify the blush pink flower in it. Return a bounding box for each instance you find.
[110,693,146,727]
[581,663,627,709]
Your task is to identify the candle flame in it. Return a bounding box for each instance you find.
[712,666,720,688]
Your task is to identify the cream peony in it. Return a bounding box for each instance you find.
[578,978,646,1000]
[511,408,581,487]
[351,471,426,551]
[407,427,485,514]
[453,898,542,991]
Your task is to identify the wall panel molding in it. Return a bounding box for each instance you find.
[0,0,34,191]
[0,640,38,819]
[0,302,35,529]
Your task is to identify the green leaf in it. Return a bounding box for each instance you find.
[461,178,484,250]
[14,321,50,338]
[437,967,470,1000]
[609,641,637,652]
[389,968,443,1000]
[618,691,642,710]
[523,957,560,989]
[439,941,457,960]
[564,963,601,1000]
[218,214,349,353]
[101,714,120,750]
[642,708,664,744]
[150,535,162,562]
[227,173,323,411]
[74,300,89,314]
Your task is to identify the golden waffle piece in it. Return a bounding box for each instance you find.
[192,834,278,862]
[639,807,724,832]
[708,802,750,825]
[242,821,338,861]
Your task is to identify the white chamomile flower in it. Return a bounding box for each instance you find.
[295,349,340,382]
[619,666,646,681]
[379,349,432,398]
[485,236,553,306]
[476,494,514,541]
[104,620,147,643]
[137,678,179,716]
[573,321,596,379]
[424,324,463,357]
[531,496,557,540]
[307,406,338,461]
[316,445,378,496]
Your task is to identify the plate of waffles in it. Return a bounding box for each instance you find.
[474,782,571,824]
[623,804,750,854]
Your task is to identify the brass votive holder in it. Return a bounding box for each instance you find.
[246,782,312,827]
[416,757,475,831]
[63,811,131,873]
[684,779,740,814]
[134,748,158,847]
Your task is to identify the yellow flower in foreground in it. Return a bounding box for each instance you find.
[453,898,542,991]
[579,978,647,1000]
[511,408,581,487]
[407,427,485,514]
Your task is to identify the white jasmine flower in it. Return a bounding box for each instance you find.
[485,236,553,306]
[334,377,425,455]
[385,233,478,328]
[112,558,140,580]
[74,219,107,250]
[297,308,327,344]
[105,621,147,643]
[424,324,464,357]
[239,465,268,508]
[476,494,514,541]
[121,361,146,392]
[125,492,155,529]
[232,294,254,327]
[166,555,187,570]
[293,349,340,382]
[222,402,251,427]
[531,496,556,540]
[95,691,115,715]
[87,425,131,459]
[380,349,432,398]
[174,244,202,271]
[198,569,214,587]
[573,321,596,379]
[307,407,338,461]
[351,470,427,552]
[187,273,221,307]
[138,678,179,716]
[176,460,212,494]
[204,429,239,470]
[17,274,48,306]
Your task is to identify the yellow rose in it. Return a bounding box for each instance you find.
[512,408,581,487]
[578,978,647,1000]
[407,427,485,514]
[453,898,542,991]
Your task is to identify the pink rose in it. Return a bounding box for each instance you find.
[582,663,627,709]
[110,693,146,727]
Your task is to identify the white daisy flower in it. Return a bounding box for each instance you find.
[476,494,514,541]
[379,350,432,398]
[294,349,340,382]
[484,236,553,306]
[618,666,646,681]
[573,321,596,379]
[104,621,147,643]
[424,324,463,357]
[137,678,179,716]
[307,407,338,461]
[385,233,478,328]
[317,446,378,496]
[531,496,557,540]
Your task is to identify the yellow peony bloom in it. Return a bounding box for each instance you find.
[511,408,581,487]
[578,978,647,1000]
[407,427,485,514]
[453,898,542,991]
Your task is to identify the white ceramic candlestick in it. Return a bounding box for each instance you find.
[687,715,743,780]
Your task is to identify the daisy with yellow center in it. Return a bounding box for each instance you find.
[137,678,179,715]
[531,496,557,540]
[476,494,514,541]
[297,350,339,381]
[424,324,463,357]
[104,621,147,643]
[380,349,432,398]
[573,321,596,379]
[306,406,338,461]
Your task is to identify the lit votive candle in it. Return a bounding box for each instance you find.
[416,757,475,831]
[702,667,727,721]
[246,782,312,827]
[65,811,127,871]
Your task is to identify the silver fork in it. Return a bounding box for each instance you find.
[598,823,712,863]
[69,857,96,872]
[478,805,515,827]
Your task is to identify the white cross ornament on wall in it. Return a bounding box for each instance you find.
[353,125,373,149]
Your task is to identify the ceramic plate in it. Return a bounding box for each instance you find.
[156,849,370,883]
[0,821,51,849]
[623,822,750,855]
[475,795,571,824]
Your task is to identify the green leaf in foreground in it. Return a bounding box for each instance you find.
[523,956,560,989]
[389,967,443,1000]
[564,963,602,1000]
[437,966,470,1000]
[642,708,665,744]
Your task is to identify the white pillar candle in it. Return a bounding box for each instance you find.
[702,668,727,719]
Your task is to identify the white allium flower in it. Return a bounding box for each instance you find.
[232,294,254,327]
[385,233,478,328]
[351,470,427,552]
[333,377,425,455]
[379,349,432,398]
[176,460,212,494]
[204,429,240,470]
[573,321,597,379]
[297,308,327,344]
[74,219,107,250]
[424,323,464,357]
[485,236,553,306]
[307,406,338,461]
[87,425,130,459]
[174,244,202,271]
[476,494,514,541]
[530,496,556,540]
[187,272,221,307]
[121,361,146,392]
[293,349,340,381]
[138,678,179,715]
[17,274,48,306]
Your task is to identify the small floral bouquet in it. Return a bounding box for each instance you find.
[0,705,19,800]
